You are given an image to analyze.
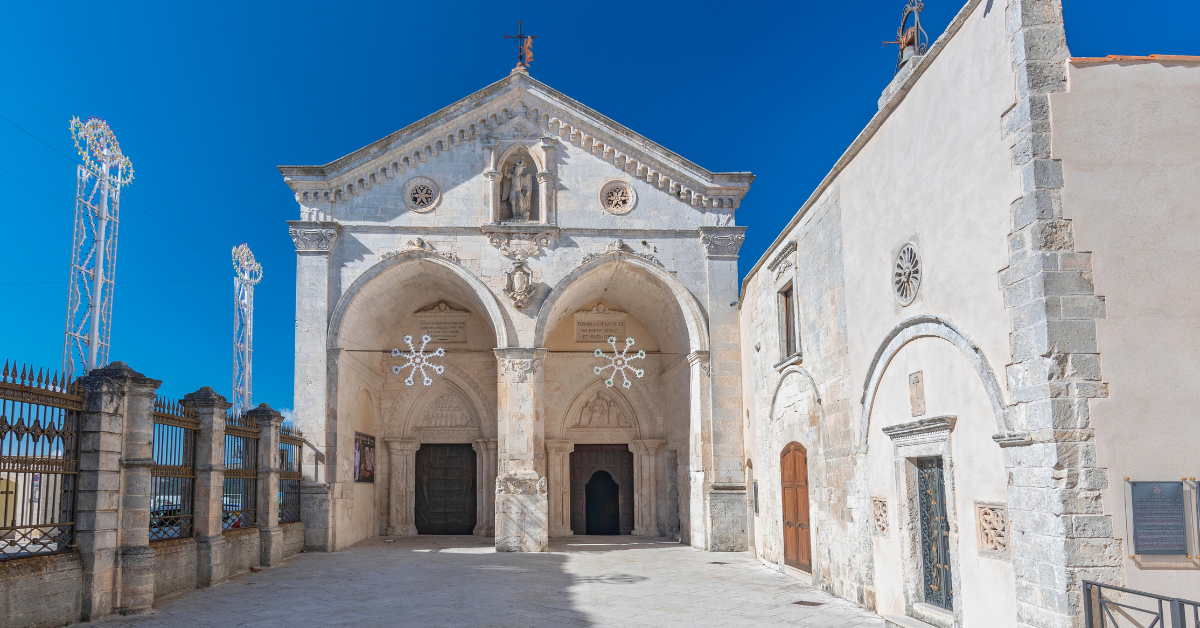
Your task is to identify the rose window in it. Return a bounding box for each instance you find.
[605,186,630,211]
[410,184,434,207]
[402,177,441,213]
[893,243,921,306]
[598,180,637,215]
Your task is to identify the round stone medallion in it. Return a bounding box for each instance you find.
[599,179,637,215]
[893,242,922,306]
[403,176,441,213]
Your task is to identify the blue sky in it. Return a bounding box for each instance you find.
[1,1,1195,411]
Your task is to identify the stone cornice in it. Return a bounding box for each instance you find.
[278,73,753,210]
[882,416,957,442]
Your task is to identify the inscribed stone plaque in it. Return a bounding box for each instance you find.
[909,371,926,417]
[415,302,469,343]
[573,304,627,343]
[1130,481,1187,555]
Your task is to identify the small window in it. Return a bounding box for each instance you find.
[778,285,800,360]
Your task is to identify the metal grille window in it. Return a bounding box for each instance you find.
[917,457,953,610]
[0,362,80,560]
[223,411,258,530]
[150,397,198,541]
[278,425,303,524]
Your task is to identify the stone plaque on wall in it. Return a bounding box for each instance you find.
[1130,481,1187,555]
[909,371,926,417]
[415,302,470,343]
[574,304,627,343]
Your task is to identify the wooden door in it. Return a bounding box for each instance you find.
[570,445,634,535]
[414,444,477,535]
[781,442,811,572]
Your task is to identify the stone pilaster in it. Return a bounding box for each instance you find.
[698,226,749,552]
[472,439,498,537]
[630,440,664,537]
[1001,2,1122,626]
[248,404,284,567]
[685,351,711,550]
[76,362,161,618]
[545,440,574,537]
[182,386,231,587]
[494,349,548,552]
[300,480,333,551]
[385,439,418,536]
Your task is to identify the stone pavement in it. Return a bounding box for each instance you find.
[80,536,885,627]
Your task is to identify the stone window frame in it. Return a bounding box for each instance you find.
[891,233,924,311]
[882,415,963,628]
[773,280,802,370]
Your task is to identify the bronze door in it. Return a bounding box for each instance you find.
[414,444,476,535]
[570,444,634,535]
[781,442,811,572]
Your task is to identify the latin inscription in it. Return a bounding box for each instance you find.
[415,302,469,343]
[573,304,628,343]
[1130,481,1187,555]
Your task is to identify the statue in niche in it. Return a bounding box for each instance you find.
[501,155,537,221]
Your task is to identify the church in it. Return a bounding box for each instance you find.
[281,0,1199,626]
[282,62,751,553]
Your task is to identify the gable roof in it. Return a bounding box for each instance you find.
[278,70,753,209]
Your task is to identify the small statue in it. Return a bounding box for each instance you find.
[501,158,535,221]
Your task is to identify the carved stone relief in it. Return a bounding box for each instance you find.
[574,391,630,428]
[381,238,459,263]
[496,475,548,495]
[418,389,474,428]
[975,501,1009,559]
[289,227,336,252]
[872,497,889,537]
[503,260,536,309]
[504,359,540,383]
[700,232,745,258]
[488,232,552,260]
[500,150,538,222]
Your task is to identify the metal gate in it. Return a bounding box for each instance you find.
[917,457,953,610]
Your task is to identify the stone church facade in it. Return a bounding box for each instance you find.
[739,1,1199,628]
[283,68,751,554]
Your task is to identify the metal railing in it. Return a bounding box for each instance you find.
[0,362,80,559]
[222,410,258,529]
[1085,580,1200,628]
[150,397,198,541]
[278,424,303,524]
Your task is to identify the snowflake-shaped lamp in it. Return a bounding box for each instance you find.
[391,334,445,386]
[594,336,646,389]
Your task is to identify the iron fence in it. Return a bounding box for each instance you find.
[0,362,80,560]
[279,424,303,524]
[223,410,258,530]
[1085,580,1200,628]
[150,397,198,541]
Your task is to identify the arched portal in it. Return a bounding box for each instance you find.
[585,471,621,535]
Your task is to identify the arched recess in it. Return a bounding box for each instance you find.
[858,314,1018,451]
[400,379,487,442]
[552,378,645,442]
[534,253,709,355]
[328,251,511,352]
[496,141,546,173]
[769,366,823,422]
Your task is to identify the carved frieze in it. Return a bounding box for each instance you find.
[496,474,548,495]
[290,227,336,252]
[488,231,553,260]
[699,231,746,258]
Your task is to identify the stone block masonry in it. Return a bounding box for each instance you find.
[0,553,82,628]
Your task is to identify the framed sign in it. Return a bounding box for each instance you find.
[1129,481,1187,555]
[354,433,376,483]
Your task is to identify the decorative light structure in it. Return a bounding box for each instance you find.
[391,334,445,386]
[62,117,134,380]
[232,244,263,417]
[593,336,646,389]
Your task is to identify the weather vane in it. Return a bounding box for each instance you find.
[504,21,536,71]
[883,1,928,75]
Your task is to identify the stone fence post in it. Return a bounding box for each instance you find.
[183,387,230,587]
[247,403,284,566]
[75,362,160,620]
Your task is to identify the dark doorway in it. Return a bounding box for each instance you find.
[585,471,621,535]
[781,442,812,572]
[414,444,476,535]
[570,444,634,534]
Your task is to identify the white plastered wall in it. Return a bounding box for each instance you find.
[1050,58,1200,598]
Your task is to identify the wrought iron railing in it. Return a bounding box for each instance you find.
[1084,580,1200,628]
[278,424,303,524]
[0,362,80,559]
[150,397,198,541]
[223,410,258,530]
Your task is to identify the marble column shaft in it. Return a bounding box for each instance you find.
[472,439,498,536]
[385,439,418,536]
[631,439,665,537]
[545,440,574,537]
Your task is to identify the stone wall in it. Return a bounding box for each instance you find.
[223,528,262,578]
[152,538,197,600]
[0,553,81,628]
[282,522,305,559]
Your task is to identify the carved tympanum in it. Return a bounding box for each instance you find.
[574,391,629,428]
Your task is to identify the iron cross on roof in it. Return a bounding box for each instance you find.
[504,21,536,70]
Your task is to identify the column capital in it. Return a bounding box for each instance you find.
[385,438,419,454]
[698,226,747,259]
[631,439,665,455]
[287,220,339,253]
[472,438,498,454]
[545,440,574,454]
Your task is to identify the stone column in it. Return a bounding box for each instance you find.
[494,349,548,552]
[537,136,557,224]
[545,440,574,537]
[472,439,498,536]
[248,404,284,566]
[698,227,749,552]
[183,386,231,587]
[385,439,418,536]
[685,351,710,549]
[300,480,333,551]
[630,440,665,537]
[287,221,338,540]
[76,362,161,617]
